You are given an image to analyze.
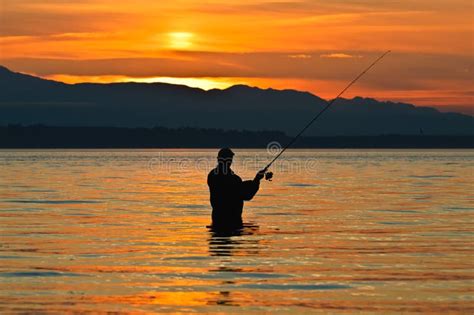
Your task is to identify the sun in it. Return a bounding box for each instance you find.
[167,32,194,49]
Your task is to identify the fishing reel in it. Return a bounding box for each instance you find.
[265,171,274,181]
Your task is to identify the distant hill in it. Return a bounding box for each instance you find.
[1,125,472,148]
[0,66,472,136]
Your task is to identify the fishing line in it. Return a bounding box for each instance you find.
[264,50,391,172]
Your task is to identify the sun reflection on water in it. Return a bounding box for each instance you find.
[0,149,473,313]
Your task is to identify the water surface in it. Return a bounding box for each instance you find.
[0,149,473,313]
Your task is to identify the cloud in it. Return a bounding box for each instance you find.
[288,54,312,59]
[0,9,130,37]
[2,51,472,84]
[320,53,361,59]
[1,51,472,110]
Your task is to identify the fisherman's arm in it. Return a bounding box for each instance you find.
[240,169,266,201]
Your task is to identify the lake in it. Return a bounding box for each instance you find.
[0,149,473,313]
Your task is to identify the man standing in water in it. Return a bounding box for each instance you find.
[207,148,267,228]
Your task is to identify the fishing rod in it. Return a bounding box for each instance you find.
[263,50,391,177]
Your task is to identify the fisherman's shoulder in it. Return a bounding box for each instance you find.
[231,172,242,182]
[207,168,241,181]
[208,168,220,181]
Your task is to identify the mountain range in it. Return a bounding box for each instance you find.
[0,66,472,136]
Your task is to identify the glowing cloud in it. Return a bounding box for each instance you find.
[288,54,312,59]
[167,32,194,50]
[320,53,361,59]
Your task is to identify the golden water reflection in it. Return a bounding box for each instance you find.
[0,149,473,313]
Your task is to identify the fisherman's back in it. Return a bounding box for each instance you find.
[207,168,245,225]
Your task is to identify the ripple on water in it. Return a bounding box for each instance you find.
[167,204,208,209]
[239,283,352,290]
[371,209,420,213]
[407,175,455,179]
[165,272,293,280]
[443,206,474,212]
[3,199,102,204]
[0,256,32,259]
[0,271,84,278]
[164,255,212,261]
[284,183,317,187]
[378,221,425,226]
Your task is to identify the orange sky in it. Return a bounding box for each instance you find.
[1,0,472,114]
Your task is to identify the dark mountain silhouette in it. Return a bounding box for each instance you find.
[0,65,472,135]
[1,125,472,148]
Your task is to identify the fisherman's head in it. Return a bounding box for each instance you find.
[217,147,234,169]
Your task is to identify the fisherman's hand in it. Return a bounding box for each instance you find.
[254,169,266,181]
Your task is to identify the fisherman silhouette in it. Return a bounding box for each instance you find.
[207,148,267,229]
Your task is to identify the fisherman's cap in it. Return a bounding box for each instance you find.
[217,148,234,158]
